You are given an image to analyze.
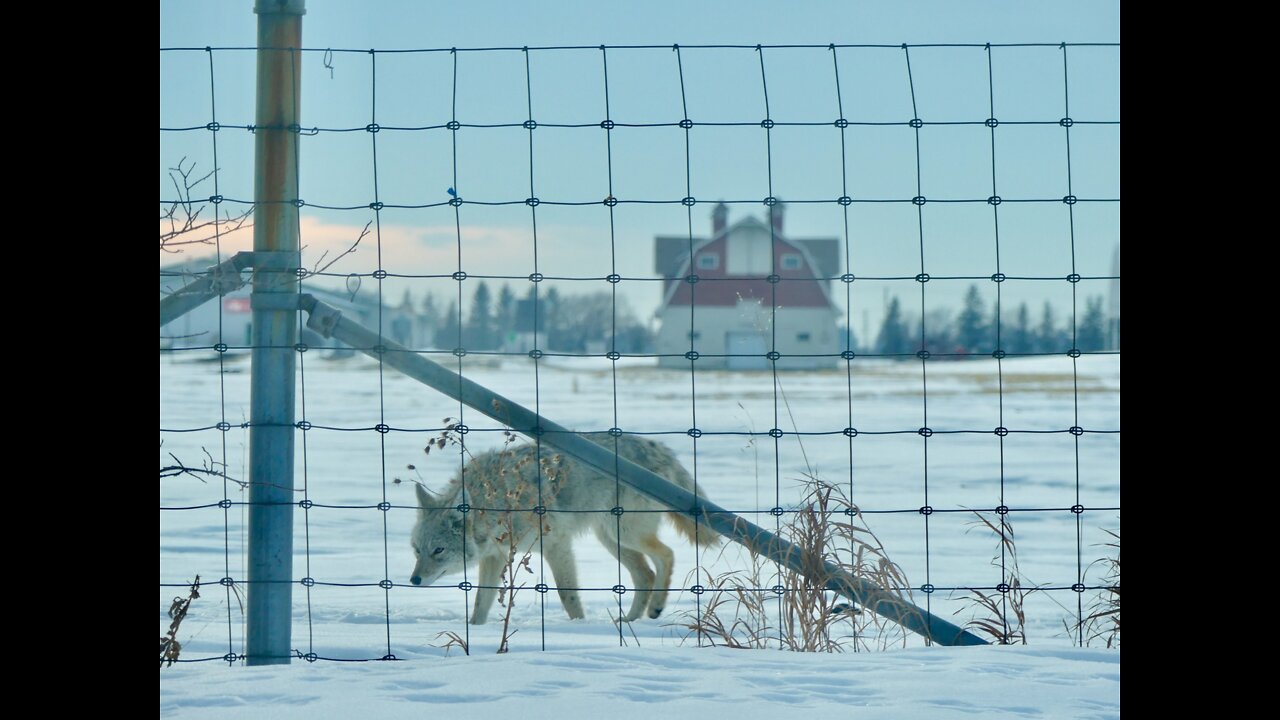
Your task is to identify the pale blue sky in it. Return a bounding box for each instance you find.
[160,1,1120,341]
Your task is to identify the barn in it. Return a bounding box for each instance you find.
[653,203,841,370]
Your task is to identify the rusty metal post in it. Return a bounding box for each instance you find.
[247,0,305,666]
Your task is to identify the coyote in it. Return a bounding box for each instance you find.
[409,433,717,624]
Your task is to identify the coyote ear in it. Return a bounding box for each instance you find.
[414,483,437,509]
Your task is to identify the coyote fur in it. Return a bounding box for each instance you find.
[409,433,717,624]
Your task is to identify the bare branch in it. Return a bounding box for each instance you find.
[306,220,373,277]
[160,157,254,254]
[160,451,248,489]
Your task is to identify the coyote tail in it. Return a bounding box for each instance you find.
[668,464,721,548]
[670,508,722,548]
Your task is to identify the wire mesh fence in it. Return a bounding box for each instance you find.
[160,40,1120,663]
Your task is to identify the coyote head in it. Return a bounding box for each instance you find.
[408,484,468,587]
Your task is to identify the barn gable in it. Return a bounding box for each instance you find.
[657,211,839,312]
[652,204,842,370]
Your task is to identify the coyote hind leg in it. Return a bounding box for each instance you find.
[594,526,656,622]
[637,534,675,619]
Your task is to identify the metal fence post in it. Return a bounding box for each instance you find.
[247,0,305,666]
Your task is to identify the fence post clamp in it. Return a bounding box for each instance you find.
[207,255,248,296]
[251,294,302,311]
[304,297,342,339]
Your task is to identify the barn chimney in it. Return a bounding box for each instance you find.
[770,199,785,235]
[712,202,728,236]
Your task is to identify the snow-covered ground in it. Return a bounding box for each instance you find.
[161,645,1119,719]
[161,353,1119,717]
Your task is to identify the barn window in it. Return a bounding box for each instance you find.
[781,253,803,270]
[697,253,719,270]
[726,228,771,274]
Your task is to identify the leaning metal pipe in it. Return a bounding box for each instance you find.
[301,294,985,647]
[159,252,254,328]
[246,0,305,666]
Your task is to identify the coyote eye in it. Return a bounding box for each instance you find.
[432,547,444,556]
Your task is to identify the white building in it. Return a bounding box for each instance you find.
[653,203,841,370]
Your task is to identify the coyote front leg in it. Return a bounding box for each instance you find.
[470,554,504,625]
[544,540,586,620]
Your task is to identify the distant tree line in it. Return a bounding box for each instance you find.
[875,285,1115,356]
[412,281,1113,359]
[419,281,654,353]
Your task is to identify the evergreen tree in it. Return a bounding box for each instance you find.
[522,285,561,348]
[390,289,415,346]
[876,297,911,356]
[439,299,461,350]
[1078,296,1106,352]
[956,284,989,354]
[840,325,858,354]
[465,281,495,350]
[495,283,516,348]
[421,292,438,325]
[420,293,440,349]
[1008,302,1032,354]
[1037,302,1064,354]
[542,286,562,349]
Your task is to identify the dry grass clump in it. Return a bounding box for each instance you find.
[1077,528,1119,648]
[677,477,914,652]
[957,512,1031,645]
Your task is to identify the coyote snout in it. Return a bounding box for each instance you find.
[409,433,717,624]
